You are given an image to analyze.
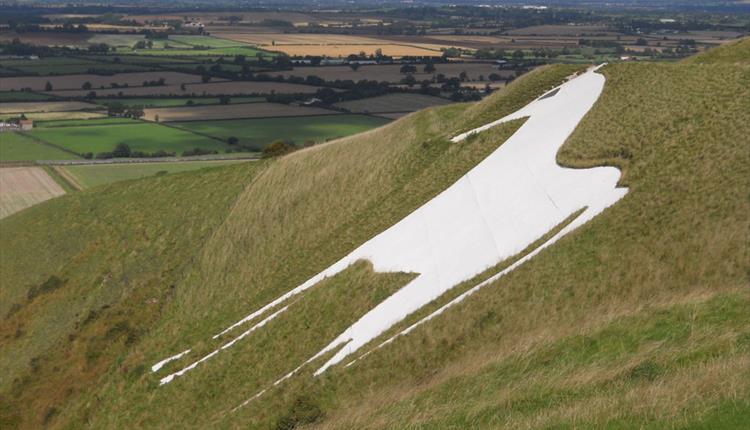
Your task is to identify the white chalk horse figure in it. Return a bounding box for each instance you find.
[155,66,628,395]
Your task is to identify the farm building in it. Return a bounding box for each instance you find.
[20,119,34,130]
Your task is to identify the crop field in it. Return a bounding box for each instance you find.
[0,101,98,115]
[0,91,57,102]
[269,44,440,58]
[169,35,249,48]
[95,96,264,108]
[1,111,107,122]
[59,159,249,188]
[119,45,269,58]
[0,166,65,219]
[176,114,389,150]
[0,132,80,162]
[0,57,152,76]
[213,32,443,57]
[2,71,207,91]
[335,93,451,113]
[273,62,513,83]
[80,55,199,65]
[47,80,325,97]
[34,117,136,127]
[28,121,228,155]
[0,31,90,47]
[143,102,339,122]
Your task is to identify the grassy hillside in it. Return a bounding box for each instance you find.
[1,43,747,429]
[683,37,750,65]
[0,63,576,429]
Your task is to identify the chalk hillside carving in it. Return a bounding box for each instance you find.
[154,66,628,394]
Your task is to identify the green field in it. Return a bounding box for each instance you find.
[170,35,249,48]
[0,132,80,161]
[61,160,249,188]
[28,122,228,155]
[94,96,265,108]
[176,114,391,150]
[0,91,57,102]
[0,56,151,75]
[35,117,140,128]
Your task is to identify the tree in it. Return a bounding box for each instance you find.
[402,74,417,87]
[399,64,417,74]
[459,71,468,82]
[112,143,131,158]
[349,62,361,71]
[186,99,194,106]
[82,81,92,90]
[44,81,52,91]
[218,95,231,105]
[180,83,187,91]
[227,136,239,145]
[423,62,436,73]
[263,139,295,158]
[512,50,524,60]
[154,114,159,122]
[201,75,211,83]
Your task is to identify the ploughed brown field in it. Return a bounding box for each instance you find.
[1,71,208,92]
[0,167,65,219]
[45,81,326,97]
[0,31,91,47]
[273,62,514,83]
[143,102,339,122]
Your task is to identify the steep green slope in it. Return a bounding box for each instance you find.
[292,45,750,429]
[683,37,750,65]
[1,42,748,429]
[0,65,581,429]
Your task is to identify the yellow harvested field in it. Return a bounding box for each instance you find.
[10,111,107,121]
[1,72,208,92]
[47,81,325,97]
[0,101,98,115]
[0,167,65,219]
[267,44,441,57]
[144,102,339,122]
[213,33,442,57]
